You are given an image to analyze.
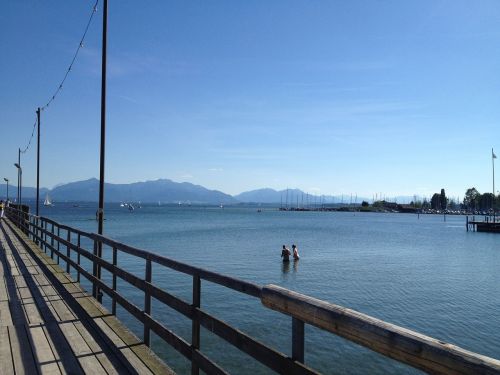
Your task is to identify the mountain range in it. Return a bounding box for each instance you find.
[0,178,415,204]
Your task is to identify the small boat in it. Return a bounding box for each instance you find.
[128,204,135,211]
[44,193,53,207]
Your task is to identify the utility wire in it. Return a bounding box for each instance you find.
[20,118,38,154]
[41,0,99,111]
[20,0,99,155]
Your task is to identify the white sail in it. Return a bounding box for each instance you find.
[44,193,52,206]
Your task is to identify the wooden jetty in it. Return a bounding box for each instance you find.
[0,216,173,374]
[466,216,500,232]
[3,207,500,374]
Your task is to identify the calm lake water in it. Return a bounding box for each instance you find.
[32,203,500,374]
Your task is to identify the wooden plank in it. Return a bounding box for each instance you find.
[28,325,63,374]
[94,317,154,375]
[73,321,122,375]
[261,284,500,375]
[0,326,14,375]
[8,325,38,375]
[21,299,44,326]
[0,278,8,302]
[0,301,12,326]
[58,321,107,374]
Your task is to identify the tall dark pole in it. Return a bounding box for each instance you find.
[17,148,20,205]
[36,107,41,216]
[95,0,107,303]
[98,0,107,236]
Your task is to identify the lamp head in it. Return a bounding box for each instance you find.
[3,178,7,182]
[14,163,20,169]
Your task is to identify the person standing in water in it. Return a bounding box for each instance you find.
[292,244,300,260]
[281,245,291,262]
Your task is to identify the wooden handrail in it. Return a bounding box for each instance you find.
[261,284,500,375]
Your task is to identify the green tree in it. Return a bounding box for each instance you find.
[431,193,441,210]
[440,188,447,210]
[480,193,495,211]
[463,187,480,210]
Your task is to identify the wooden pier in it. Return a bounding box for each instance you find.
[0,217,173,374]
[3,207,500,374]
[466,216,500,232]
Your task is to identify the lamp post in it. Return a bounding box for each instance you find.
[36,107,41,216]
[14,163,22,207]
[17,148,20,205]
[14,163,22,227]
[3,178,8,202]
[94,0,108,304]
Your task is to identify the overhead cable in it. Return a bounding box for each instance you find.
[40,0,99,111]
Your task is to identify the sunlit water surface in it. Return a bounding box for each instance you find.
[33,203,500,374]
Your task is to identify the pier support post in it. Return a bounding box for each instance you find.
[191,274,201,375]
[144,259,152,346]
[66,231,71,273]
[92,239,103,302]
[92,240,98,299]
[112,246,117,314]
[292,317,305,363]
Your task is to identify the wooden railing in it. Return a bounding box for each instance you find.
[5,207,500,375]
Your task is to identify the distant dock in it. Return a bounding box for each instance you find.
[467,215,500,232]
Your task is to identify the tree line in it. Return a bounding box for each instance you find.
[410,188,498,211]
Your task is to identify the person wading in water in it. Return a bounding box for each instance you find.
[281,245,291,262]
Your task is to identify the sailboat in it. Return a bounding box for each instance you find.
[44,193,53,207]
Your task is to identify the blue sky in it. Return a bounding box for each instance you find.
[1,1,500,198]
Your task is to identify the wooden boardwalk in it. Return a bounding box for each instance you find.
[0,218,174,375]
[3,208,500,375]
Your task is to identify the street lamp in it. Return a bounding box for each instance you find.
[14,163,21,207]
[3,178,8,202]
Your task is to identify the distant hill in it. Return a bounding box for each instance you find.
[50,178,237,204]
[0,184,49,200]
[0,178,389,205]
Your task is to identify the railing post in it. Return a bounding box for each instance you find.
[34,217,37,240]
[50,223,55,259]
[77,233,81,283]
[34,217,38,243]
[112,246,117,315]
[292,317,305,363]
[97,239,102,303]
[43,220,47,252]
[66,230,71,274]
[92,239,98,299]
[56,226,60,264]
[144,258,152,346]
[191,274,201,375]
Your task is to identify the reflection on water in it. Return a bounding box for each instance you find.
[293,259,299,272]
[281,260,291,276]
